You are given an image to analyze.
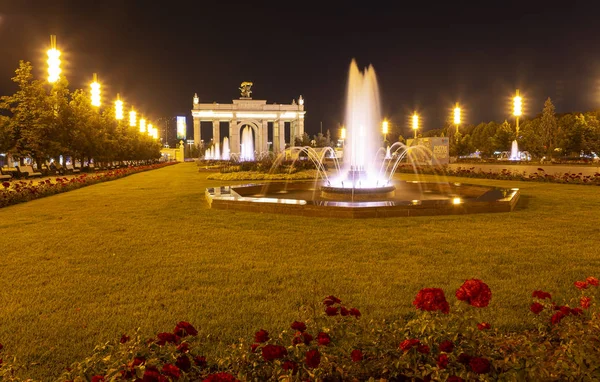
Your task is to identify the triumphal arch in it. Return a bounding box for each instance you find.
[191,82,306,155]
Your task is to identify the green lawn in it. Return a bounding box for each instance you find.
[1,162,599,379]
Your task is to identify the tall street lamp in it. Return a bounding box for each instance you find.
[90,73,101,107]
[453,103,461,142]
[115,94,124,120]
[382,120,389,145]
[412,112,419,140]
[513,89,522,137]
[47,35,61,83]
[139,117,147,133]
[129,108,137,127]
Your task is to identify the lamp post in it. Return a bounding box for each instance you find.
[90,73,101,107]
[139,117,146,133]
[129,108,137,127]
[412,112,419,140]
[453,103,461,142]
[340,126,346,148]
[47,35,61,83]
[513,89,522,137]
[382,120,389,145]
[115,94,124,120]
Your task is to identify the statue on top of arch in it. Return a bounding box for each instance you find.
[239,81,253,98]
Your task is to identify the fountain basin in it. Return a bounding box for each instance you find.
[205,180,520,219]
[320,185,396,200]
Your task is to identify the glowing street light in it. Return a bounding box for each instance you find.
[513,89,523,136]
[90,73,101,107]
[129,108,137,127]
[47,35,61,83]
[340,126,346,140]
[412,112,419,139]
[139,117,146,133]
[382,120,389,135]
[453,103,461,141]
[115,94,124,120]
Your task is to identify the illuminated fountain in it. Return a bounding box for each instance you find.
[222,137,230,160]
[240,126,254,161]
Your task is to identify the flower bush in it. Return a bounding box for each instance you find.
[0,276,598,381]
[395,165,600,186]
[0,162,177,208]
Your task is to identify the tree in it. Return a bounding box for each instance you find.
[539,98,558,155]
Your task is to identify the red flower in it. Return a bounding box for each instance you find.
[571,307,583,316]
[586,276,599,286]
[250,343,259,352]
[323,295,341,306]
[447,377,464,382]
[325,306,338,316]
[551,311,566,325]
[477,322,491,330]
[1,182,10,188]
[142,366,165,382]
[439,340,454,353]
[417,344,430,354]
[580,296,591,309]
[162,363,181,378]
[457,353,471,364]
[340,306,350,316]
[291,321,306,332]
[194,355,207,367]
[412,288,450,314]
[131,356,146,367]
[529,302,544,314]
[282,360,298,374]
[254,329,269,343]
[351,349,363,362]
[317,332,331,346]
[174,321,198,337]
[176,355,191,372]
[399,339,420,351]
[456,279,492,307]
[293,331,313,346]
[469,357,491,374]
[156,332,179,345]
[177,342,190,353]
[91,376,105,382]
[575,281,588,290]
[261,344,288,361]
[202,372,239,382]
[349,308,361,318]
[559,305,571,315]
[437,354,449,369]
[119,334,130,344]
[305,349,321,368]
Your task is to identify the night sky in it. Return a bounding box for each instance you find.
[1,1,600,139]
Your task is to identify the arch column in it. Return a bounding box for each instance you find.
[212,120,220,146]
[229,119,239,155]
[260,120,268,153]
[274,120,286,153]
[193,117,201,146]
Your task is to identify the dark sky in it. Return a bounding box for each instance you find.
[1,1,600,139]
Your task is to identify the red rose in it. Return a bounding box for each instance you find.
[417,344,430,354]
[194,355,207,367]
[469,357,491,374]
[291,321,306,332]
[325,306,338,316]
[351,349,363,362]
[551,311,566,325]
[530,302,544,314]
[176,355,191,372]
[456,279,492,307]
[120,334,130,344]
[447,377,465,382]
[177,342,190,353]
[156,332,179,345]
[250,343,260,352]
[131,356,146,367]
[477,322,491,330]
[1,182,10,188]
[574,281,588,289]
[282,360,298,374]
[413,288,450,314]
[293,331,313,345]
[317,332,331,346]
[91,376,105,382]
[586,276,599,286]
[439,340,454,353]
[305,349,321,368]
[437,354,449,369]
[349,308,361,318]
[399,339,420,351]
[162,363,181,378]
[202,372,239,382]
[323,295,341,306]
[570,307,583,315]
[457,353,471,364]
[142,366,164,382]
[174,321,198,337]
[262,344,288,361]
[559,306,571,315]
[340,306,350,316]
[254,329,269,343]
[580,296,591,309]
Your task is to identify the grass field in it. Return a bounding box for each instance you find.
[1,161,599,379]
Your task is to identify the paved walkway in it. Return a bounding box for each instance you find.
[448,163,600,176]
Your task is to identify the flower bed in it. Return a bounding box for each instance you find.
[0,162,177,208]
[1,276,596,381]
[396,165,600,185]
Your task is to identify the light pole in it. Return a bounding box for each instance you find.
[340,126,346,148]
[513,89,522,137]
[412,112,419,140]
[90,73,101,107]
[453,103,461,142]
[382,120,389,145]
[115,94,123,120]
[47,35,61,83]
[129,108,137,127]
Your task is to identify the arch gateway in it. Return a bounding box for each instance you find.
[191,82,306,155]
